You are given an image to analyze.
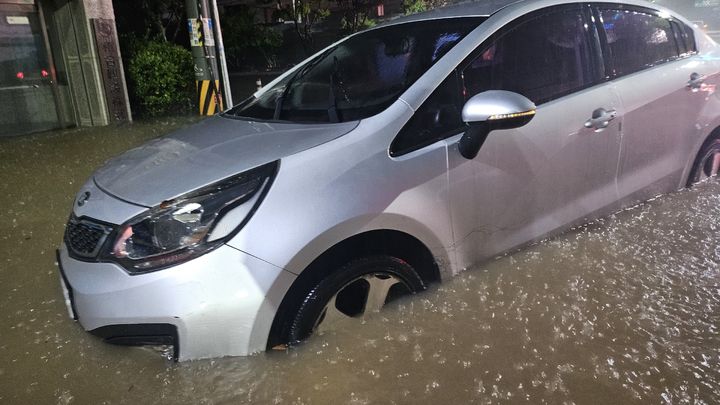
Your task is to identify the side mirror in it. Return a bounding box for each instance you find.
[458,90,536,159]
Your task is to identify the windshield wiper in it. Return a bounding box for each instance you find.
[274,47,337,120]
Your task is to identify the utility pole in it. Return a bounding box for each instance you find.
[211,0,233,107]
[185,0,223,115]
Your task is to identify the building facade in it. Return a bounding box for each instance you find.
[0,0,130,137]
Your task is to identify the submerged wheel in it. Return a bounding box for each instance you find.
[287,255,425,344]
[689,138,720,185]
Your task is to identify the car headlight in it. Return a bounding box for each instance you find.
[104,161,278,273]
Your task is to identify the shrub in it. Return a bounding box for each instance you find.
[128,41,194,116]
[340,15,375,33]
[402,0,427,15]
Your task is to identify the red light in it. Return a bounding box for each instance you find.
[16,72,23,79]
[41,69,49,78]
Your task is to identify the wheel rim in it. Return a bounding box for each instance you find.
[313,273,408,335]
[700,150,720,182]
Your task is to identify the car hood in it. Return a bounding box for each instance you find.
[93,116,359,207]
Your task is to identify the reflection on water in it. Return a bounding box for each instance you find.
[1,119,719,404]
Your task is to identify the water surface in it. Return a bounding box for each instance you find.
[1,119,719,404]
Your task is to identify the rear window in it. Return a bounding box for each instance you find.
[228,17,485,123]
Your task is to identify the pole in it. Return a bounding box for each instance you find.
[210,0,233,107]
[185,0,223,115]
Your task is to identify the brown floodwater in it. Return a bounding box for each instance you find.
[1,118,719,404]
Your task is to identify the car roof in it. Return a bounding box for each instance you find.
[379,0,519,26]
[378,0,671,27]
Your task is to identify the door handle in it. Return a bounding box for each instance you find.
[687,72,705,90]
[584,107,617,131]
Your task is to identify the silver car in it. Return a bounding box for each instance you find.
[58,0,720,360]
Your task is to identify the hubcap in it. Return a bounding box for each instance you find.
[313,273,407,335]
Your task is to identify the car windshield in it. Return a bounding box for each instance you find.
[227,17,486,123]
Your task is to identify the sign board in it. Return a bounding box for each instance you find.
[187,18,202,47]
[201,18,215,47]
[186,18,216,47]
[6,16,30,25]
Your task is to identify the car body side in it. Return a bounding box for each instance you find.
[58,0,720,360]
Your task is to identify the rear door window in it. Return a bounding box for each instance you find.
[670,20,690,55]
[598,6,679,76]
[678,20,697,54]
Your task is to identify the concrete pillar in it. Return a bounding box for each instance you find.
[84,0,131,123]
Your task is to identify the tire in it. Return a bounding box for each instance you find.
[688,138,720,186]
[287,255,425,344]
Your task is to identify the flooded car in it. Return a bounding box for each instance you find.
[58,0,720,361]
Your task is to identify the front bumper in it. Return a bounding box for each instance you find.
[57,243,296,361]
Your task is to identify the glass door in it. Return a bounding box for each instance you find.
[0,2,60,136]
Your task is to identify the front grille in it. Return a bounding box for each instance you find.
[64,215,113,259]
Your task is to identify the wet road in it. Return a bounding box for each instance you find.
[1,119,720,404]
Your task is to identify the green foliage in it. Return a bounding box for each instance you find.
[334,0,376,34]
[128,41,194,116]
[402,0,427,15]
[222,7,283,69]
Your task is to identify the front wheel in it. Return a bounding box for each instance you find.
[288,255,425,344]
[688,138,720,186]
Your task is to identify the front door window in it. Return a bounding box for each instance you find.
[460,7,599,105]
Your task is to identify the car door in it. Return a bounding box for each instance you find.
[596,4,717,203]
[443,4,624,268]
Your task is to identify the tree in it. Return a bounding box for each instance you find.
[114,0,192,116]
[405,0,451,15]
[222,7,283,69]
[274,0,330,55]
[114,0,185,43]
[334,0,377,33]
